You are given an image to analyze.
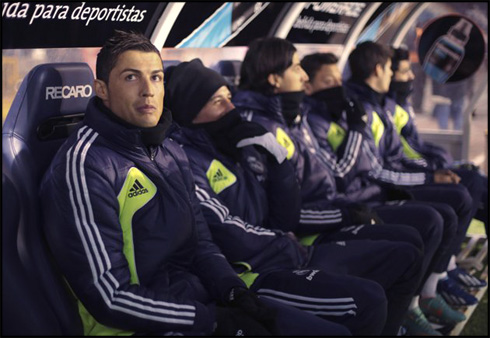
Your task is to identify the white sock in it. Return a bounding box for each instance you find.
[409,295,420,310]
[447,255,457,271]
[420,272,445,298]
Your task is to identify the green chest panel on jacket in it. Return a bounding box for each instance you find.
[326,122,346,152]
[275,127,295,160]
[393,105,422,159]
[393,105,410,134]
[206,159,237,194]
[117,167,157,285]
[370,111,385,148]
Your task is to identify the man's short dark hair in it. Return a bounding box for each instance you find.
[390,45,410,73]
[348,41,393,81]
[96,30,162,84]
[239,37,297,95]
[301,53,339,81]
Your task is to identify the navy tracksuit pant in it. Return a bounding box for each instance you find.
[307,239,423,336]
[165,295,353,336]
[318,203,443,294]
[452,168,488,233]
[410,201,459,273]
[407,183,474,266]
[259,297,352,336]
[477,189,488,234]
[374,202,456,279]
[252,268,386,336]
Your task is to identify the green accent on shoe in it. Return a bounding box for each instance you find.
[420,295,466,325]
[403,307,442,336]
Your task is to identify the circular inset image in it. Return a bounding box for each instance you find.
[418,14,485,83]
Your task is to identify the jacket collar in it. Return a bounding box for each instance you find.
[345,79,386,108]
[302,95,331,119]
[84,97,173,151]
[233,89,305,127]
[171,126,220,155]
[84,97,142,151]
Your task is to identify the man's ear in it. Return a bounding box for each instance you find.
[374,63,383,78]
[94,79,108,100]
[267,73,281,89]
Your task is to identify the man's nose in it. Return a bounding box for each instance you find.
[142,77,154,96]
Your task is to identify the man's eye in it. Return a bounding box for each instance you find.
[126,74,136,80]
[152,75,163,81]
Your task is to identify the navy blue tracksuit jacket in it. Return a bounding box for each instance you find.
[345,80,475,265]
[232,90,425,335]
[40,98,245,335]
[387,90,488,233]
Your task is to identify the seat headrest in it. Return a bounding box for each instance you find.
[2,63,94,181]
[214,60,242,77]
[163,60,181,71]
[212,60,242,88]
[3,63,94,137]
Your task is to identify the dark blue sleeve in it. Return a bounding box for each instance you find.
[189,183,248,303]
[261,150,301,233]
[402,119,453,168]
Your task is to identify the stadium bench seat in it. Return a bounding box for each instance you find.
[2,63,95,335]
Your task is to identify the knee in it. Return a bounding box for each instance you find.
[360,279,388,309]
[454,185,474,215]
[439,205,458,238]
[395,242,424,271]
[460,188,474,215]
[399,225,425,251]
[354,280,388,335]
[424,207,444,243]
[414,206,444,246]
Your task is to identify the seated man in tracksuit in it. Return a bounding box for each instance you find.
[40,30,350,337]
[300,52,468,335]
[343,41,479,307]
[164,58,426,336]
[388,45,488,239]
[230,37,436,335]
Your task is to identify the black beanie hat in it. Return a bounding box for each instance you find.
[165,58,229,127]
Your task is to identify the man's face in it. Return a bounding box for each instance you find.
[393,60,415,82]
[305,63,342,95]
[378,59,393,93]
[96,50,164,128]
[192,86,234,124]
[274,52,309,93]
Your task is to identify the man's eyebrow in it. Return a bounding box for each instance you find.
[209,92,231,101]
[210,94,225,100]
[119,68,163,75]
[120,68,140,74]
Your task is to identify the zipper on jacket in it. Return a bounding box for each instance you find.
[145,146,157,161]
[150,147,157,161]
